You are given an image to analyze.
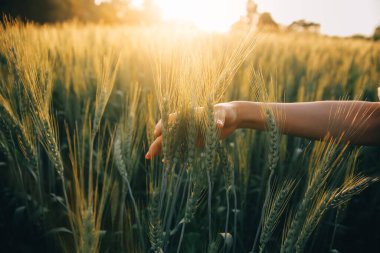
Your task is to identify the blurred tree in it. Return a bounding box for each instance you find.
[95,0,139,24]
[70,0,97,22]
[350,34,370,41]
[246,0,258,26]
[374,25,380,41]
[0,0,71,23]
[257,12,278,30]
[230,0,259,32]
[288,19,320,34]
[0,0,159,25]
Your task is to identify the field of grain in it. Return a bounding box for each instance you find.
[0,22,379,253]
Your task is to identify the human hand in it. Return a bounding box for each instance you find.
[145,102,240,159]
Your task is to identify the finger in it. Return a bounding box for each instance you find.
[154,119,162,138]
[146,136,162,159]
[214,107,226,129]
[154,113,177,138]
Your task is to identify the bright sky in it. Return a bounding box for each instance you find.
[128,0,380,36]
[255,0,380,36]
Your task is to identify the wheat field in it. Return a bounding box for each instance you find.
[0,22,379,253]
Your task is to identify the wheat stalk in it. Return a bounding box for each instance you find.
[149,189,164,253]
[113,127,145,250]
[281,138,349,253]
[260,179,297,253]
[252,109,280,253]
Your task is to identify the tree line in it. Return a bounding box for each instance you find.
[0,0,159,24]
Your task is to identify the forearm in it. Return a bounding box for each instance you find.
[231,101,380,146]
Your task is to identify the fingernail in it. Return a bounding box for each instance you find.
[145,152,151,159]
[216,120,223,128]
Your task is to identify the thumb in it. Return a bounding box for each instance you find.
[214,107,226,129]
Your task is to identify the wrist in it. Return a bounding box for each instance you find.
[230,101,264,130]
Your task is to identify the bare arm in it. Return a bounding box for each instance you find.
[146,100,380,159]
[233,101,380,146]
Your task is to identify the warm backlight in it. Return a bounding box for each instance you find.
[138,0,246,32]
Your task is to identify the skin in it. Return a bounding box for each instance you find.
[146,100,380,159]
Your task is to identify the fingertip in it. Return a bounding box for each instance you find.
[214,107,226,129]
[148,136,162,158]
[145,152,151,160]
[216,119,224,128]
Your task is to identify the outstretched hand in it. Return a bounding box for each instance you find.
[145,102,240,159]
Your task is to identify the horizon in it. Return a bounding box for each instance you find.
[128,0,380,36]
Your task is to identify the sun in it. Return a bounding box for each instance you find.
[136,0,246,32]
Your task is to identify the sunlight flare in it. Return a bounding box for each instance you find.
[152,0,246,32]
